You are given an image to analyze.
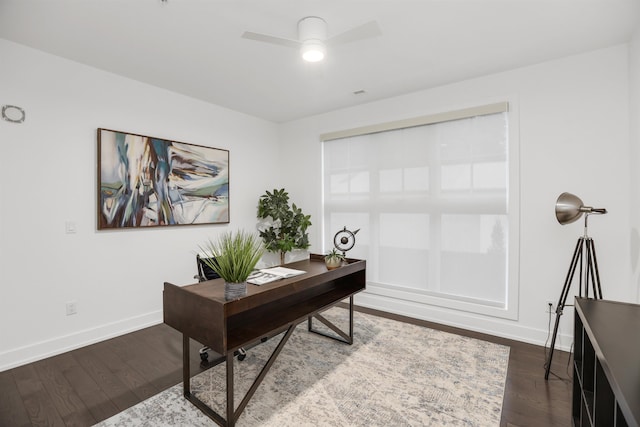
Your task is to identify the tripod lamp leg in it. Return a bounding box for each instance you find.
[545,238,583,380]
[545,311,563,380]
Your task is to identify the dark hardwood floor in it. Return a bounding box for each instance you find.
[0,306,572,426]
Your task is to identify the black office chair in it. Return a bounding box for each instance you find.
[195,254,220,282]
[195,255,248,362]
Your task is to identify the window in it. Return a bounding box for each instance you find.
[322,102,518,318]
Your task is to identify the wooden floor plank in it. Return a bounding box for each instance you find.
[0,369,31,427]
[71,346,142,413]
[11,364,66,427]
[115,330,183,391]
[63,357,120,423]
[43,350,120,422]
[31,357,95,427]
[90,337,161,402]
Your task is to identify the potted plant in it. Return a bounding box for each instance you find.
[257,188,312,265]
[324,248,345,270]
[199,230,264,300]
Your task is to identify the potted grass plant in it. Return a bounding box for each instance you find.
[199,230,264,300]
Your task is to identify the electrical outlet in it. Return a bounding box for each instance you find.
[65,221,77,234]
[66,301,78,316]
[546,300,555,314]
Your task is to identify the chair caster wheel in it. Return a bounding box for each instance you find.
[199,351,209,361]
[237,348,247,361]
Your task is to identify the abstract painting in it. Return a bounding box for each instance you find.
[97,128,229,229]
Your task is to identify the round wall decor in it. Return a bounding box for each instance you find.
[2,105,26,123]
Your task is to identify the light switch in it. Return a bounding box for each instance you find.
[65,221,77,234]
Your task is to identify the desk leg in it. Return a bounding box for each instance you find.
[349,295,354,340]
[308,296,355,344]
[226,352,234,427]
[181,325,296,427]
[183,334,190,395]
[182,334,227,426]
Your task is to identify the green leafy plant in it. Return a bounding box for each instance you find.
[257,188,312,264]
[324,248,345,269]
[199,230,264,283]
[325,248,345,262]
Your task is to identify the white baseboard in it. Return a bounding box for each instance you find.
[1,295,572,373]
[354,292,573,352]
[0,310,163,372]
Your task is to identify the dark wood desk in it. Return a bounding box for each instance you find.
[163,254,366,426]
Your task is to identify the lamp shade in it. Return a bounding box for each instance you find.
[555,192,584,225]
[555,192,607,225]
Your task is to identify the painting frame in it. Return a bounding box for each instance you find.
[97,128,229,230]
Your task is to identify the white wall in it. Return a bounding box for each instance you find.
[279,45,631,350]
[1,37,635,371]
[0,39,281,371]
[629,27,640,304]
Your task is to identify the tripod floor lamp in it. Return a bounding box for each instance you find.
[544,192,607,380]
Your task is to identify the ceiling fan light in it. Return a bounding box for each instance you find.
[301,41,326,62]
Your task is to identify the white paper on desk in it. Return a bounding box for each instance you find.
[247,267,306,285]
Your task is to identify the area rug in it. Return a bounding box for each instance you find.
[95,308,509,426]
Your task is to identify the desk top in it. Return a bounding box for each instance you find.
[178,254,364,305]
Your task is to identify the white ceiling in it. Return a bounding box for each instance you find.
[1,0,638,123]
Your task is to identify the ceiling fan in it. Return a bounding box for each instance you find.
[241,16,382,62]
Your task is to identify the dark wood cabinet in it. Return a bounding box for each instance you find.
[573,298,640,427]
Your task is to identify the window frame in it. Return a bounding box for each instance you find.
[320,101,520,320]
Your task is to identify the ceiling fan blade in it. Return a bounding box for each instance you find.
[326,21,382,47]
[241,31,301,49]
